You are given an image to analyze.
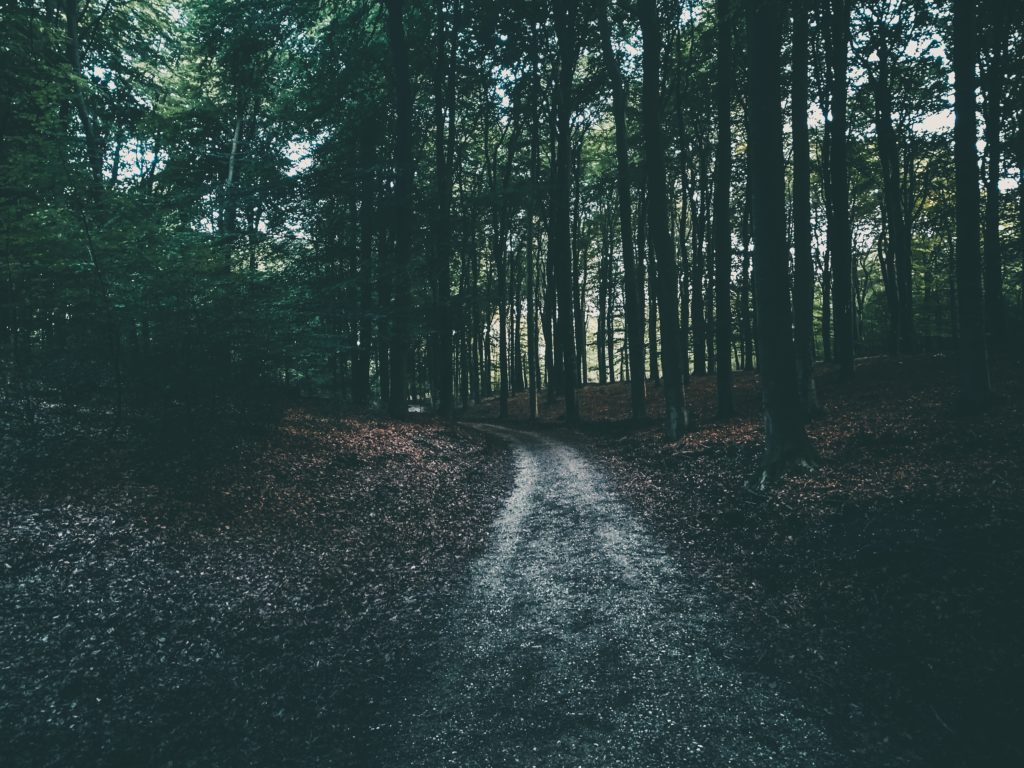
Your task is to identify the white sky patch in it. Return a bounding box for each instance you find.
[914,108,954,135]
[285,139,313,177]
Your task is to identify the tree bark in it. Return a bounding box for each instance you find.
[713,0,734,418]
[526,24,543,419]
[552,0,580,421]
[638,0,691,439]
[867,26,915,355]
[598,3,647,419]
[383,0,414,418]
[827,0,855,380]
[432,0,459,418]
[791,0,819,414]
[952,0,991,409]
[353,127,376,406]
[981,8,1007,344]
[745,0,816,483]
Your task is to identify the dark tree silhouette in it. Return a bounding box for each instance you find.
[639,0,691,438]
[713,0,734,419]
[746,0,817,482]
[952,0,991,409]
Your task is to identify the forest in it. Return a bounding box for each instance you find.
[2,0,1023,765]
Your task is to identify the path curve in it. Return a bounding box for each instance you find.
[385,425,838,767]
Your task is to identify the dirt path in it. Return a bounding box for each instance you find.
[384,426,841,767]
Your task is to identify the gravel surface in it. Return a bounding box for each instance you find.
[385,425,842,767]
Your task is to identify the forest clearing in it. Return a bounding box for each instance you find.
[3,0,1024,765]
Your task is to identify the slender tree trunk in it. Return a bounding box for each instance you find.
[745,0,816,483]
[739,195,754,370]
[678,171,691,383]
[827,0,855,380]
[598,4,647,418]
[952,0,991,409]
[878,207,901,355]
[572,140,588,386]
[383,0,414,418]
[791,0,819,414]
[598,216,609,385]
[868,33,915,355]
[638,0,691,438]
[526,29,542,419]
[1019,94,1024,345]
[981,12,1007,344]
[640,191,660,382]
[353,127,376,406]
[713,0,734,418]
[432,0,459,419]
[691,174,707,374]
[377,216,393,405]
[552,0,580,421]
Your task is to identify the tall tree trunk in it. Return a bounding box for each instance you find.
[746,0,816,483]
[638,0,691,438]
[572,139,588,385]
[691,174,707,374]
[952,0,991,409]
[981,9,1007,344]
[432,0,459,418]
[678,171,691,384]
[598,3,647,419]
[791,0,819,414]
[868,30,915,355]
[598,215,609,385]
[827,0,855,380]
[383,0,414,418]
[640,191,660,381]
[553,0,580,421]
[353,127,376,406]
[713,0,734,418]
[526,27,542,419]
[739,194,754,371]
[377,214,393,405]
[878,206,901,355]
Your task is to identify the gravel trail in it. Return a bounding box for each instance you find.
[385,425,840,767]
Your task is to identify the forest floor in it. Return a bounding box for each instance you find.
[0,404,514,766]
[465,352,1024,766]
[3,353,1022,767]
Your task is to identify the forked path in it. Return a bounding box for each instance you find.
[386,425,839,767]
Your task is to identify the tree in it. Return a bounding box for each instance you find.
[638,0,692,439]
[383,0,415,418]
[713,0,734,418]
[746,0,817,482]
[952,0,991,409]
[827,0,855,380]
[791,0,820,414]
[598,0,647,421]
[980,0,1009,344]
[863,6,916,355]
[552,0,580,422]
[432,0,460,419]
